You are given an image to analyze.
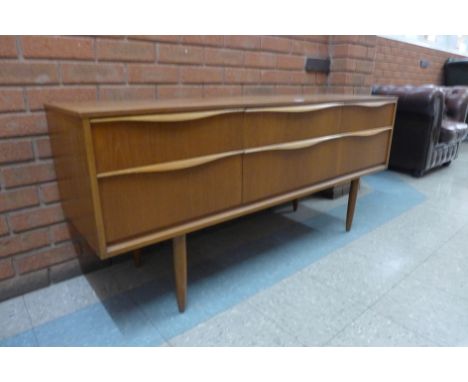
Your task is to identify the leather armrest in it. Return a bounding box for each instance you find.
[371,85,445,171]
[441,86,468,122]
[372,85,444,119]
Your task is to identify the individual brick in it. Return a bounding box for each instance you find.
[261,36,291,53]
[0,114,48,138]
[21,36,94,60]
[61,63,126,84]
[2,162,56,188]
[34,137,52,159]
[203,85,242,97]
[330,35,361,45]
[331,58,356,72]
[316,73,328,85]
[244,52,277,69]
[0,217,8,236]
[15,242,77,274]
[39,182,60,204]
[242,85,276,95]
[289,71,316,85]
[0,140,34,164]
[50,223,71,243]
[260,70,291,84]
[0,36,17,57]
[327,72,348,85]
[180,66,223,84]
[275,86,301,95]
[129,35,181,43]
[181,36,224,46]
[290,40,325,56]
[224,36,261,50]
[0,187,39,213]
[97,39,155,62]
[331,44,367,59]
[204,48,244,67]
[0,259,14,281]
[276,54,305,70]
[128,64,179,84]
[9,204,64,233]
[0,89,25,113]
[158,85,203,99]
[99,86,155,101]
[27,87,97,111]
[159,44,204,64]
[0,229,49,257]
[225,68,261,84]
[0,62,59,85]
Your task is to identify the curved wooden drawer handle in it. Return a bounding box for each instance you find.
[244,126,392,155]
[97,126,392,179]
[246,102,343,113]
[91,109,243,124]
[343,101,395,108]
[97,150,244,179]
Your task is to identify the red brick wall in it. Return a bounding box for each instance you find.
[328,35,377,94]
[373,37,466,86]
[0,35,466,300]
[327,36,467,94]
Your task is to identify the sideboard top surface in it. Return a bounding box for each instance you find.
[45,94,397,119]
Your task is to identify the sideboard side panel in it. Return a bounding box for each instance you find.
[46,110,102,256]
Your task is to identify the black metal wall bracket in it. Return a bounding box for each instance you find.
[305,57,330,74]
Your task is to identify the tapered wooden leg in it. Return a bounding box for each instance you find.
[292,199,299,212]
[346,178,360,232]
[132,248,142,267]
[172,235,187,313]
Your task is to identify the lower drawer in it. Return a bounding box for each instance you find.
[338,130,391,175]
[242,130,391,203]
[242,139,340,203]
[99,155,243,243]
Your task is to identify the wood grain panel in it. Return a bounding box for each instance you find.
[107,165,387,257]
[338,131,392,175]
[340,104,395,132]
[244,107,341,148]
[46,111,104,255]
[45,94,396,118]
[99,155,243,244]
[91,112,244,173]
[243,139,340,203]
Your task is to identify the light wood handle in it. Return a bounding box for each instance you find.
[244,126,392,155]
[97,150,243,179]
[91,109,243,124]
[246,102,342,113]
[97,126,392,179]
[344,101,395,108]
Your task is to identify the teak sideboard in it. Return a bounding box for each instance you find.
[45,94,397,312]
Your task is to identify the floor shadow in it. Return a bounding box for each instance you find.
[85,197,341,335]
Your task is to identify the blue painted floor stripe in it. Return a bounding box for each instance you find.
[0,171,425,346]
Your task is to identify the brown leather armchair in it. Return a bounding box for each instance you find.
[372,85,468,177]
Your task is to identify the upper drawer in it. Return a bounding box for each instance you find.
[90,109,244,174]
[340,101,396,133]
[243,103,342,148]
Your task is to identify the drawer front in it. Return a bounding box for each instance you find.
[340,103,395,133]
[338,130,392,175]
[243,139,340,204]
[91,110,243,174]
[244,104,341,148]
[99,155,242,243]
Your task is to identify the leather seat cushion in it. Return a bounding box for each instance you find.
[439,119,468,143]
